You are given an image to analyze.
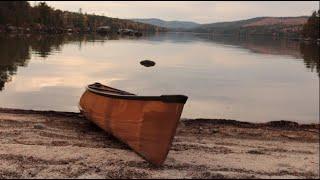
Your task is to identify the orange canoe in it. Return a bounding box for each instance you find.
[79,83,188,165]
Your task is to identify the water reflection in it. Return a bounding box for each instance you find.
[300,43,320,77]
[0,33,318,123]
[202,35,302,58]
[0,34,145,90]
[0,36,30,90]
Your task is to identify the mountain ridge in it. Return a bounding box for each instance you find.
[132,16,308,29]
[132,16,309,36]
[130,18,200,29]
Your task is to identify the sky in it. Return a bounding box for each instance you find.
[31,1,319,24]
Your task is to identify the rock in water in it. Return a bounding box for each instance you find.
[140,60,155,67]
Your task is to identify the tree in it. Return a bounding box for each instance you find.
[31,2,53,26]
[0,1,31,26]
[302,10,320,40]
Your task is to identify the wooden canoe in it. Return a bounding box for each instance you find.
[79,83,188,165]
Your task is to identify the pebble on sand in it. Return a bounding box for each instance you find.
[34,123,46,129]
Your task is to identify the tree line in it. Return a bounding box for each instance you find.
[301,10,319,40]
[0,1,165,33]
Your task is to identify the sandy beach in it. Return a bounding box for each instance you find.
[0,108,319,179]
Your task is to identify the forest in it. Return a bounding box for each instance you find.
[0,1,166,33]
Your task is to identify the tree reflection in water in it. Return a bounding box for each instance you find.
[0,36,30,90]
[300,43,320,77]
[0,34,117,90]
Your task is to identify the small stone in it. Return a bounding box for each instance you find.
[211,128,219,134]
[34,123,45,129]
[247,149,265,155]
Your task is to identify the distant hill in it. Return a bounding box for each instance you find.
[243,17,308,27]
[131,18,200,29]
[132,16,309,37]
[195,16,308,29]
[191,16,309,37]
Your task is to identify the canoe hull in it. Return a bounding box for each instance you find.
[79,84,187,165]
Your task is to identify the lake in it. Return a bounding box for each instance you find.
[0,33,318,123]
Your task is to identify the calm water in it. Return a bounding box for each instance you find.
[0,33,319,123]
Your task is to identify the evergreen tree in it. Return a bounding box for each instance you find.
[302,10,320,40]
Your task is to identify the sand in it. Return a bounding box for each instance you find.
[0,108,319,179]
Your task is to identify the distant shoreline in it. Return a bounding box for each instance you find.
[1,30,319,44]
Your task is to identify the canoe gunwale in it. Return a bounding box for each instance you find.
[86,84,188,104]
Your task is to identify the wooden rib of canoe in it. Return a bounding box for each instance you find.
[79,82,188,165]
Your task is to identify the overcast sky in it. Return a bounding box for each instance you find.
[33,1,319,23]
